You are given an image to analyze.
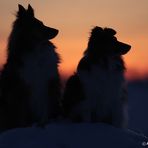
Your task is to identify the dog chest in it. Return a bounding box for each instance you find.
[20,44,59,88]
[19,44,59,121]
[78,65,124,106]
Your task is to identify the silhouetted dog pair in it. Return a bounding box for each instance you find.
[0,4,131,130]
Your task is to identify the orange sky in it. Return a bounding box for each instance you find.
[0,0,148,80]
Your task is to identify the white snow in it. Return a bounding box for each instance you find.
[128,80,148,135]
[0,123,147,148]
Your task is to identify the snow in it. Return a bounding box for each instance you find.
[128,80,148,135]
[0,123,147,148]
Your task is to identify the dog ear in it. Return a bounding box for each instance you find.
[104,28,116,36]
[27,4,34,17]
[91,26,103,36]
[17,4,26,18]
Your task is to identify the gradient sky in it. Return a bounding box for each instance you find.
[0,0,148,79]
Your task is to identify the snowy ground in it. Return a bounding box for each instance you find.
[128,79,148,135]
[0,123,148,148]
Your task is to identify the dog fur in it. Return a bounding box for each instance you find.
[0,4,61,130]
[63,26,131,128]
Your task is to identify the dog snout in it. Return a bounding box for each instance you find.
[46,27,59,40]
[118,41,131,55]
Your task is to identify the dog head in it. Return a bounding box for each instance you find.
[15,4,58,43]
[86,26,131,57]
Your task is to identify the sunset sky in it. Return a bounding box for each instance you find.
[0,0,148,80]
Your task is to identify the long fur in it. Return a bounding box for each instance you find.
[63,26,131,128]
[0,4,61,130]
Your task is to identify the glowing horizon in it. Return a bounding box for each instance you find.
[0,0,148,80]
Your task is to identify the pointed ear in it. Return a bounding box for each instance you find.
[27,4,34,17]
[17,4,26,17]
[104,28,116,36]
[91,26,103,37]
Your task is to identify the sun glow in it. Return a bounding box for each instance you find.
[0,0,148,81]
